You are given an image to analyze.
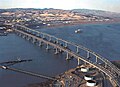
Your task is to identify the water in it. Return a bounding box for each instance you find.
[0,22,120,87]
[38,22,120,60]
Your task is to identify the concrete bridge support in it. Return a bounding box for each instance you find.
[76,46,79,53]
[22,35,26,39]
[96,56,98,63]
[87,51,90,59]
[66,52,72,60]
[65,42,68,48]
[32,38,36,43]
[77,58,80,65]
[49,36,52,41]
[59,49,63,53]
[46,43,50,50]
[55,48,59,54]
[38,41,42,46]
[55,38,59,44]
[42,34,45,39]
[26,36,31,41]
[37,33,40,37]
[18,33,22,37]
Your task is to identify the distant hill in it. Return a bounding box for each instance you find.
[1,8,120,18]
[72,9,120,18]
[0,8,60,12]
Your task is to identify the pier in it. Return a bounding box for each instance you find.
[0,65,56,81]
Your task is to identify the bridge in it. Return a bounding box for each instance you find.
[13,24,120,87]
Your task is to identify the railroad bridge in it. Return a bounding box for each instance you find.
[13,24,120,87]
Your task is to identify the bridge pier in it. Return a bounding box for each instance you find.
[22,34,25,38]
[26,36,31,41]
[76,46,79,53]
[56,38,59,44]
[49,36,52,41]
[65,42,68,48]
[16,32,20,36]
[54,48,59,54]
[25,35,28,39]
[15,31,18,35]
[32,38,36,43]
[37,33,40,37]
[46,43,50,50]
[87,51,90,59]
[59,49,63,53]
[105,63,107,68]
[18,33,22,37]
[38,41,42,46]
[95,56,98,63]
[66,52,71,60]
[77,58,80,65]
[42,34,45,39]
[20,33,23,37]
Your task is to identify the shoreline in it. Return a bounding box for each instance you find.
[37,20,120,29]
[25,61,120,87]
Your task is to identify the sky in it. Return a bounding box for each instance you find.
[0,0,120,13]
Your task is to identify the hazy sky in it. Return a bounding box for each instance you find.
[0,0,120,13]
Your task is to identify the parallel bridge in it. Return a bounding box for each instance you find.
[13,24,120,87]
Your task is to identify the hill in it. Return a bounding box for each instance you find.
[72,9,120,18]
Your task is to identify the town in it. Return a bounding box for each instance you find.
[0,8,111,29]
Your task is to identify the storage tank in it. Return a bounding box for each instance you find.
[84,75,93,80]
[86,80,96,86]
[81,67,89,72]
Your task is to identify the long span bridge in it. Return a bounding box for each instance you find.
[12,24,120,87]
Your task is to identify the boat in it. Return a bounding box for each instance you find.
[75,29,82,33]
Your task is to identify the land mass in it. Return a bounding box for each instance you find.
[0,8,120,29]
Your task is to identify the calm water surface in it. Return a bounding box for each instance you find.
[0,23,120,87]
